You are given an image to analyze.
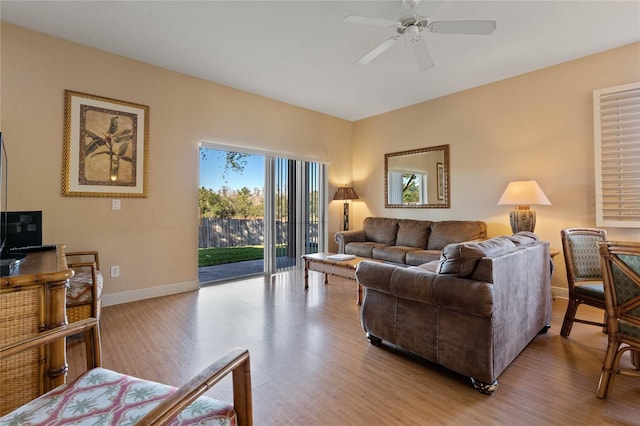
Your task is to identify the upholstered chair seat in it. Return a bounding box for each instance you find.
[573,283,605,300]
[1,367,238,425]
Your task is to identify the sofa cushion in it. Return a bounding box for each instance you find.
[427,221,487,250]
[372,246,419,264]
[411,260,440,273]
[437,236,517,277]
[396,219,432,248]
[346,242,388,258]
[363,217,400,245]
[405,250,442,266]
[67,270,104,306]
[506,231,539,246]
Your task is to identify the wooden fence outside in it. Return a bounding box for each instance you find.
[199,218,318,248]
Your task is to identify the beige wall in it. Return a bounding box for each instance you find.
[1,23,353,303]
[3,22,639,301]
[352,42,640,294]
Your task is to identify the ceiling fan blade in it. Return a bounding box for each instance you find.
[355,36,399,66]
[412,39,434,71]
[428,20,496,35]
[344,15,400,28]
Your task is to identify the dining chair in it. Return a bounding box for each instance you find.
[560,228,608,337]
[596,240,640,399]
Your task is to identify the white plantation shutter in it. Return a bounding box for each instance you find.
[594,82,640,228]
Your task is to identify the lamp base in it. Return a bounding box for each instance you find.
[343,202,349,231]
[509,209,536,234]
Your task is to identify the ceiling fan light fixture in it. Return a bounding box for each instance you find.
[405,24,420,40]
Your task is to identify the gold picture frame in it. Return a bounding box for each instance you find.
[63,90,149,197]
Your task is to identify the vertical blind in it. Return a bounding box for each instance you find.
[594,82,640,228]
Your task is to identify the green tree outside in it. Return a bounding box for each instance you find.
[403,173,420,203]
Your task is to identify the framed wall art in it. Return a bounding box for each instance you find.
[63,90,149,197]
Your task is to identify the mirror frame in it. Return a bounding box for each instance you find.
[384,144,450,209]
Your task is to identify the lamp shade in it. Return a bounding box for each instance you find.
[497,180,551,208]
[333,186,359,201]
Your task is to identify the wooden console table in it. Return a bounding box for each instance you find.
[0,245,74,415]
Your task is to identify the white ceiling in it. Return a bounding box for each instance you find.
[1,1,639,121]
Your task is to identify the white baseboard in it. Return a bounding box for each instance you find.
[551,285,568,300]
[103,281,569,307]
[101,280,199,307]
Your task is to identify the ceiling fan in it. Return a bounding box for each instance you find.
[344,0,496,71]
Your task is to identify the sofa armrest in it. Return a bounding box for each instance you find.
[355,261,397,293]
[334,229,366,253]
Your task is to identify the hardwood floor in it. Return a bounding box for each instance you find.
[68,270,639,425]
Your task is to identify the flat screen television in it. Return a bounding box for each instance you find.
[0,132,44,255]
[1,211,43,251]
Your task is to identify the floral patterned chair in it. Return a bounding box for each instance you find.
[1,272,253,425]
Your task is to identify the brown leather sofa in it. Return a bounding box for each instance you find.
[355,232,551,394]
[335,217,487,265]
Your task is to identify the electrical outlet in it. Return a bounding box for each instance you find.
[110,265,120,278]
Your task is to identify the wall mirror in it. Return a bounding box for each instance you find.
[385,144,450,208]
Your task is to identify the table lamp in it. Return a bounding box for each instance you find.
[333,186,359,231]
[497,180,551,233]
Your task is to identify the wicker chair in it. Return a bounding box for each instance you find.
[1,275,253,424]
[65,251,103,322]
[560,228,608,337]
[596,240,640,399]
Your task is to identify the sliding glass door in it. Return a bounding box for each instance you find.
[266,158,324,273]
[199,145,325,283]
[199,149,265,281]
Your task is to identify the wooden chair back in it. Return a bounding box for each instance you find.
[597,240,640,398]
[562,228,607,284]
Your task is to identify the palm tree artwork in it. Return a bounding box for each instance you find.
[84,115,134,183]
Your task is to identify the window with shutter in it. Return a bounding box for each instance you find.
[594,82,640,228]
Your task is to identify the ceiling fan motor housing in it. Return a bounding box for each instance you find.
[397,16,428,34]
